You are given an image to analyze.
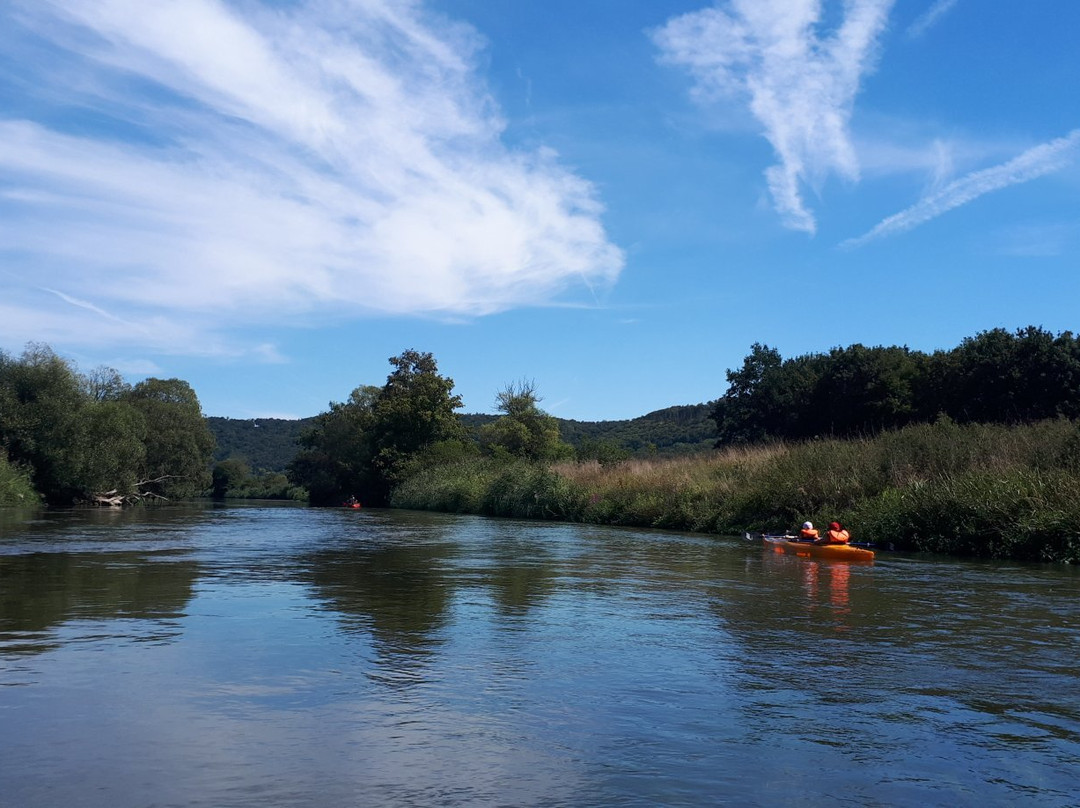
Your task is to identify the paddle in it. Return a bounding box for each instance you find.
[746,531,882,550]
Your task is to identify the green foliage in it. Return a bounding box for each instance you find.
[73,400,148,494]
[289,351,464,506]
[479,380,573,462]
[207,403,714,480]
[712,327,1080,445]
[290,385,380,505]
[209,458,306,501]
[393,419,1080,563]
[126,378,216,498]
[0,344,88,502]
[207,417,314,472]
[553,404,716,457]
[0,344,215,504]
[368,350,465,494]
[0,451,38,506]
[211,458,251,499]
[575,437,631,465]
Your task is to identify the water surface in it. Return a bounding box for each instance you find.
[2,504,1078,806]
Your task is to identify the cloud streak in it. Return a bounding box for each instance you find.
[653,0,895,233]
[0,0,623,356]
[842,129,1080,248]
[907,0,960,39]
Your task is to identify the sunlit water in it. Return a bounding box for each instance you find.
[1,504,1078,807]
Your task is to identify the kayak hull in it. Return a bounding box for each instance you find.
[763,536,874,562]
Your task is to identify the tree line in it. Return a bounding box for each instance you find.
[287,351,573,506]
[0,344,215,506]
[712,326,1080,444]
[208,407,714,480]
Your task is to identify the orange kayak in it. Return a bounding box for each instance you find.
[761,535,874,562]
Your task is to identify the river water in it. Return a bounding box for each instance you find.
[1,503,1078,807]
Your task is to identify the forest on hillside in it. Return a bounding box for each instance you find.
[210,404,715,474]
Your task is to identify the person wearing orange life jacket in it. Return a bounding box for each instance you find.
[816,521,851,545]
[798,521,819,542]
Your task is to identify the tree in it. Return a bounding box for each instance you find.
[712,343,786,444]
[0,345,216,504]
[805,345,922,436]
[367,350,465,498]
[480,380,572,461]
[125,378,216,498]
[0,344,89,502]
[947,327,1080,424]
[289,351,465,506]
[71,400,147,495]
[211,458,251,499]
[290,385,379,505]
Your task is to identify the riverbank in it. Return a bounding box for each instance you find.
[391,418,1080,563]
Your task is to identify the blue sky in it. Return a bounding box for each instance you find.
[1,0,1078,421]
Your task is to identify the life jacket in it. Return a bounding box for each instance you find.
[799,528,819,540]
[826,528,850,544]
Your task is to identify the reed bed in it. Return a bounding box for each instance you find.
[391,419,1080,562]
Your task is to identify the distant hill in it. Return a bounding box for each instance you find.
[208,403,717,472]
[207,417,315,473]
[555,403,716,456]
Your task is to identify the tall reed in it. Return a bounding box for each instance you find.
[391,419,1080,562]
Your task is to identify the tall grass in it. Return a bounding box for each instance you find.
[0,452,39,507]
[391,419,1080,563]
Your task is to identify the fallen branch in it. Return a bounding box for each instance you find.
[90,475,186,506]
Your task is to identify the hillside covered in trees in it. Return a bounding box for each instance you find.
[208,417,315,472]
[209,403,714,475]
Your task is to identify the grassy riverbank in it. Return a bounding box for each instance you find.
[391,418,1080,563]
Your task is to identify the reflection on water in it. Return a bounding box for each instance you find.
[1,504,1079,807]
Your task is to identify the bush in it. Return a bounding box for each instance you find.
[0,452,39,506]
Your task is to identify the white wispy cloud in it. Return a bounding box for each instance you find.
[842,129,1080,248]
[0,0,623,355]
[907,0,960,39]
[653,0,895,233]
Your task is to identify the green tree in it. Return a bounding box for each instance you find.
[211,458,251,499]
[290,385,379,505]
[805,344,922,436]
[947,327,1080,424]
[290,351,465,505]
[367,350,465,499]
[712,343,787,444]
[480,380,572,461]
[125,378,215,498]
[0,344,88,502]
[71,400,148,495]
[576,436,631,465]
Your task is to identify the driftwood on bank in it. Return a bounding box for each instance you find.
[90,476,182,507]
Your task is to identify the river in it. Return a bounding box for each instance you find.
[1,503,1078,807]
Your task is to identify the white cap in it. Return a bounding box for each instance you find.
[802,521,813,529]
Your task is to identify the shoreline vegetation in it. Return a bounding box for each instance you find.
[391,418,1080,564]
[6,330,1080,563]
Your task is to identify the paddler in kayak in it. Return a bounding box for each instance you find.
[798,521,819,541]
[815,521,851,545]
